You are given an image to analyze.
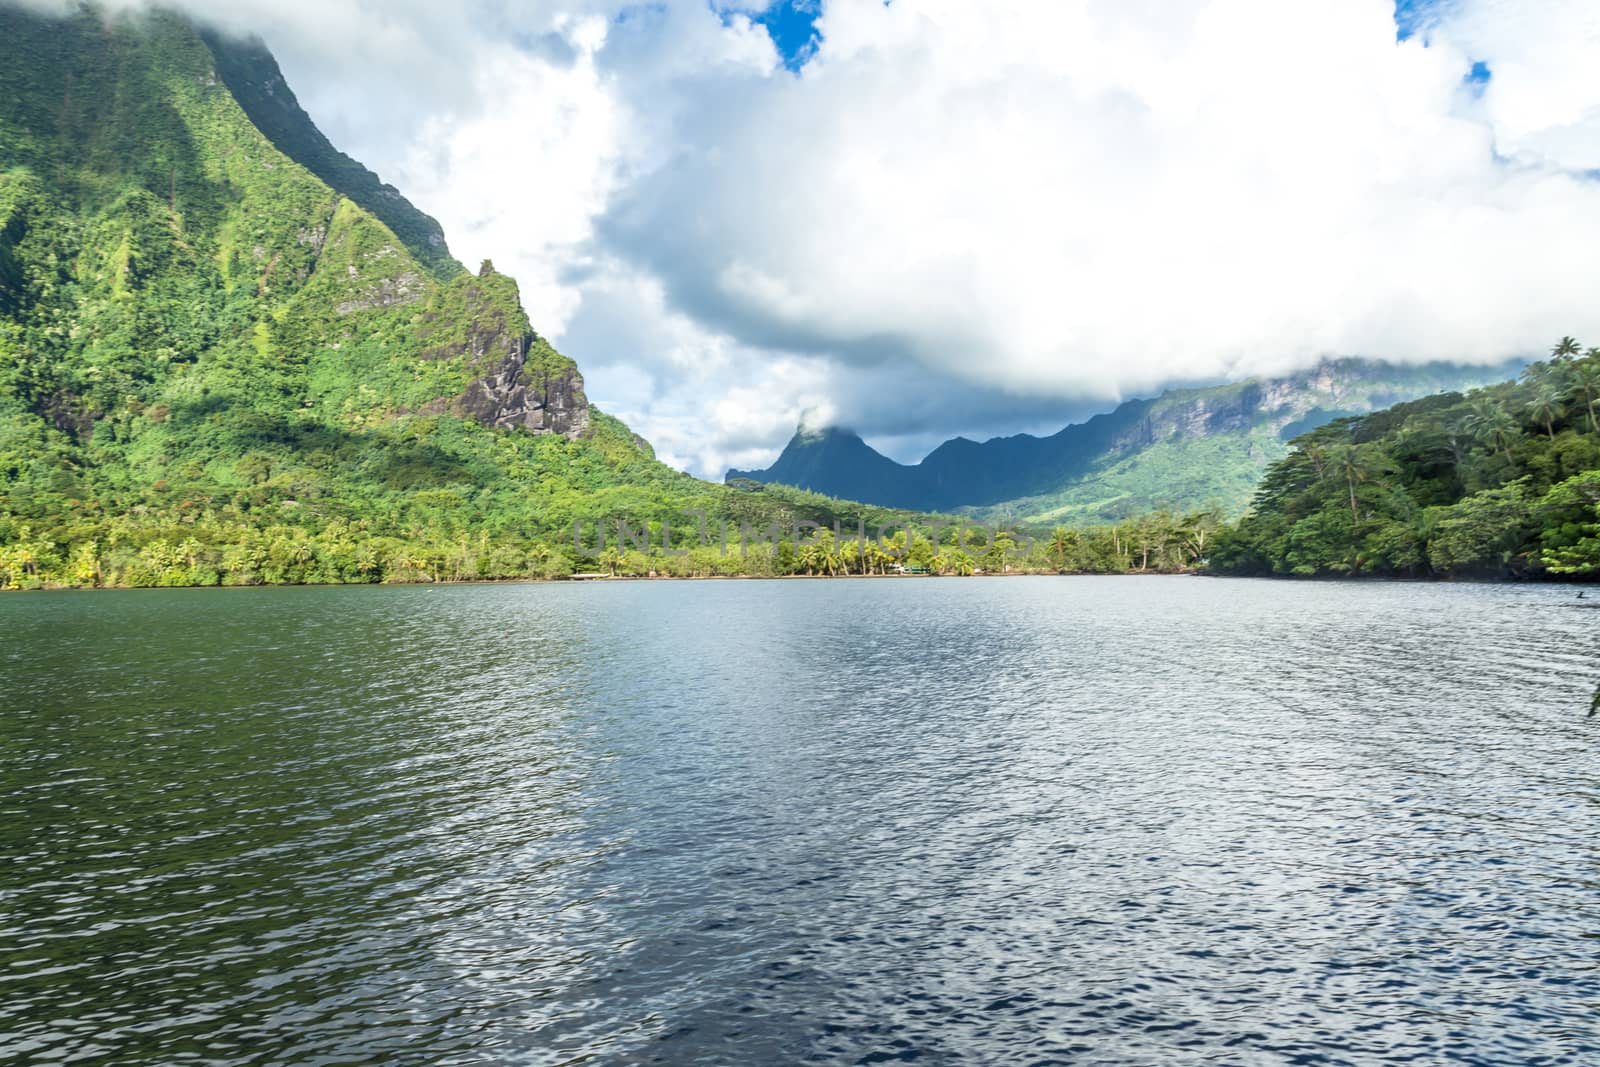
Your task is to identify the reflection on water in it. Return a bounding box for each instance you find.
[2,577,1597,1064]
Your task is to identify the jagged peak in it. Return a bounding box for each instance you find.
[797,401,868,435]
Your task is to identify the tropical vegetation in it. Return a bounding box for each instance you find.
[1212,338,1600,578]
[0,5,934,589]
[3,6,1595,591]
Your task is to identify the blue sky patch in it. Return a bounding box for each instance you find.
[748,1,822,71]
[1393,0,1446,42]
[1394,3,1492,98]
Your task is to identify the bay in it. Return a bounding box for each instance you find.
[2,577,1596,1064]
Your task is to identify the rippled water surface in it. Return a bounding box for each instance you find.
[2,577,1598,1064]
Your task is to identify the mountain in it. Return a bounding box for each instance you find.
[730,422,916,506]
[0,4,917,587]
[728,359,1525,523]
[1212,347,1600,578]
[195,27,462,281]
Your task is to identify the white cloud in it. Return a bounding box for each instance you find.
[602,0,1600,407]
[391,17,622,337]
[18,0,1600,477]
[558,264,838,474]
[1437,0,1600,170]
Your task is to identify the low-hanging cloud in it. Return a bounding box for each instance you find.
[603,0,1600,398]
[14,0,1600,476]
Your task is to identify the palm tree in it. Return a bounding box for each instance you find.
[883,530,907,573]
[1552,336,1582,360]
[1302,442,1330,477]
[987,531,1018,573]
[68,540,101,587]
[1047,526,1075,567]
[799,529,840,576]
[1527,389,1566,439]
[1465,398,1520,464]
[1182,510,1221,563]
[1570,356,1600,432]
[11,538,37,581]
[1326,444,1384,526]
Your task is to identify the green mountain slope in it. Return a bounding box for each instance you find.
[1212,342,1600,578]
[196,26,461,281]
[730,359,1523,523]
[0,4,919,588]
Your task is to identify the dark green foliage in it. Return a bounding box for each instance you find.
[1213,347,1600,579]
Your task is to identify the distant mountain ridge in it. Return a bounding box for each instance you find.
[728,359,1526,522]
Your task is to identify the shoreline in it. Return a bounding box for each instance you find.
[8,568,1588,592]
[0,569,1205,593]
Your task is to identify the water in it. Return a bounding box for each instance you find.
[1,576,1597,1065]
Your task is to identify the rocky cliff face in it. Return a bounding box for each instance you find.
[452,343,590,439]
[1120,385,1261,451]
[415,270,591,439]
[1113,358,1498,455]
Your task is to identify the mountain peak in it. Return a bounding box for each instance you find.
[794,422,860,445]
[725,425,917,505]
[794,407,847,438]
[730,359,1526,521]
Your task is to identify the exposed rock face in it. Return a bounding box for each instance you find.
[43,391,95,442]
[1112,360,1405,452]
[411,270,592,439]
[454,342,590,439]
[333,268,424,315]
[1121,386,1262,450]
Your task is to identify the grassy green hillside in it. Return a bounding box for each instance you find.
[1212,339,1600,578]
[0,5,931,588]
[970,429,1281,526]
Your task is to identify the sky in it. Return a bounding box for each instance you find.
[23,0,1600,474]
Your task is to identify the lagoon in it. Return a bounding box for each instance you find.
[2,577,1597,1064]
